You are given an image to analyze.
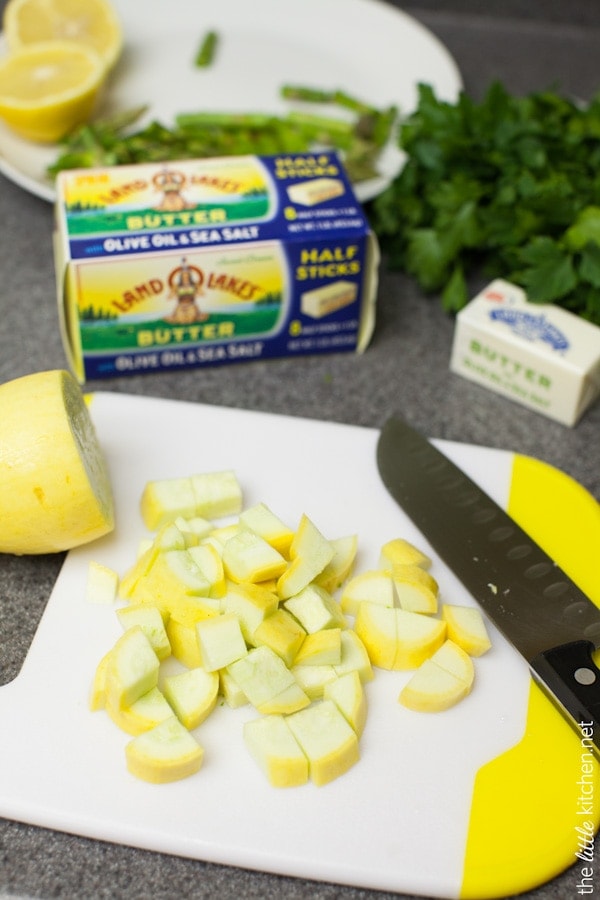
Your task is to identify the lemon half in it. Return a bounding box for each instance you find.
[0,40,106,141]
[3,0,122,71]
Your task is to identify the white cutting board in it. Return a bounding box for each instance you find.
[0,394,587,898]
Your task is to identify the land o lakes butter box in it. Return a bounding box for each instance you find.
[450,279,600,426]
[53,152,379,381]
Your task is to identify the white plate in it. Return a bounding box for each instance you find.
[0,0,462,203]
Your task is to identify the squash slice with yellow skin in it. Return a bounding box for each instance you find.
[125,716,204,784]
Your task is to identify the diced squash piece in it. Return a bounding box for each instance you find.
[154,521,199,550]
[195,613,247,672]
[188,542,226,598]
[85,560,119,605]
[222,530,287,584]
[89,649,112,711]
[131,574,219,627]
[140,476,197,530]
[283,583,346,633]
[167,593,221,628]
[291,663,337,700]
[219,669,249,708]
[431,639,475,685]
[239,502,295,556]
[118,544,158,600]
[163,667,220,730]
[136,537,154,559]
[256,577,278,593]
[442,604,492,656]
[340,569,395,617]
[293,628,342,666]
[394,609,446,670]
[130,549,220,626]
[243,714,309,787]
[191,470,242,518]
[125,715,204,783]
[149,549,211,596]
[392,565,439,614]
[286,699,360,786]
[174,515,213,540]
[165,616,202,668]
[226,645,296,710]
[252,608,306,666]
[379,537,431,571]
[333,629,374,683]
[396,630,475,713]
[354,601,398,669]
[128,549,207,608]
[315,534,358,592]
[136,538,153,557]
[220,581,279,643]
[106,685,174,736]
[257,680,311,715]
[205,523,240,551]
[105,626,160,709]
[355,602,446,671]
[277,514,335,600]
[116,604,171,660]
[324,670,367,736]
[399,659,471,712]
[140,470,242,530]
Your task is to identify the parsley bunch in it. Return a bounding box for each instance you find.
[371,82,600,324]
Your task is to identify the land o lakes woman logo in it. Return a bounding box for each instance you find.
[152,167,194,212]
[166,257,207,324]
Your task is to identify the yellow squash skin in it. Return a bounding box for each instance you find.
[0,369,114,554]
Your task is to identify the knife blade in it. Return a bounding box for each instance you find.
[377,415,600,755]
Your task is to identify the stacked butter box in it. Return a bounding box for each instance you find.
[53,152,379,382]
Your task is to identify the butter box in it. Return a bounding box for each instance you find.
[53,152,378,381]
[450,279,600,426]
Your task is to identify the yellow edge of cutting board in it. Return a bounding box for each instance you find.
[461,454,600,899]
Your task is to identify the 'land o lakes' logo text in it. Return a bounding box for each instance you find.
[110,256,263,320]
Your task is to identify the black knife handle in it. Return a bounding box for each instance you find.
[531,641,600,756]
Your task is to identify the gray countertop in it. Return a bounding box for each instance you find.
[0,2,599,898]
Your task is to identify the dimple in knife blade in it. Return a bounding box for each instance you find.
[376,416,600,756]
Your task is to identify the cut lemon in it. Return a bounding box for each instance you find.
[0,40,105,141]
[3,0,122,71]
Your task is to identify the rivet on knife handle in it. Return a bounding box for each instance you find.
[531,641,600,744]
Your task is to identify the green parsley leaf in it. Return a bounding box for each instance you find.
[405,229,451,291]
[441,265,468,313]
[578,242,600,288]
[514,237,577,303]
[564,206,600,251]
[370,81,600,324]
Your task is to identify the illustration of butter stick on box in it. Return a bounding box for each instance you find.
[287,177,345,206]
[53,152,379,381]
[301,280,358,318]
[450,278,600,426]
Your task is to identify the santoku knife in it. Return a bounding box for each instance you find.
[376,416,600,755]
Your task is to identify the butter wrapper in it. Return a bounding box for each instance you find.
[450,279,600,426]
[53,152,378,382]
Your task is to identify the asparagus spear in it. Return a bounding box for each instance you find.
[47,86,398,184]
[194,30,218,67]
